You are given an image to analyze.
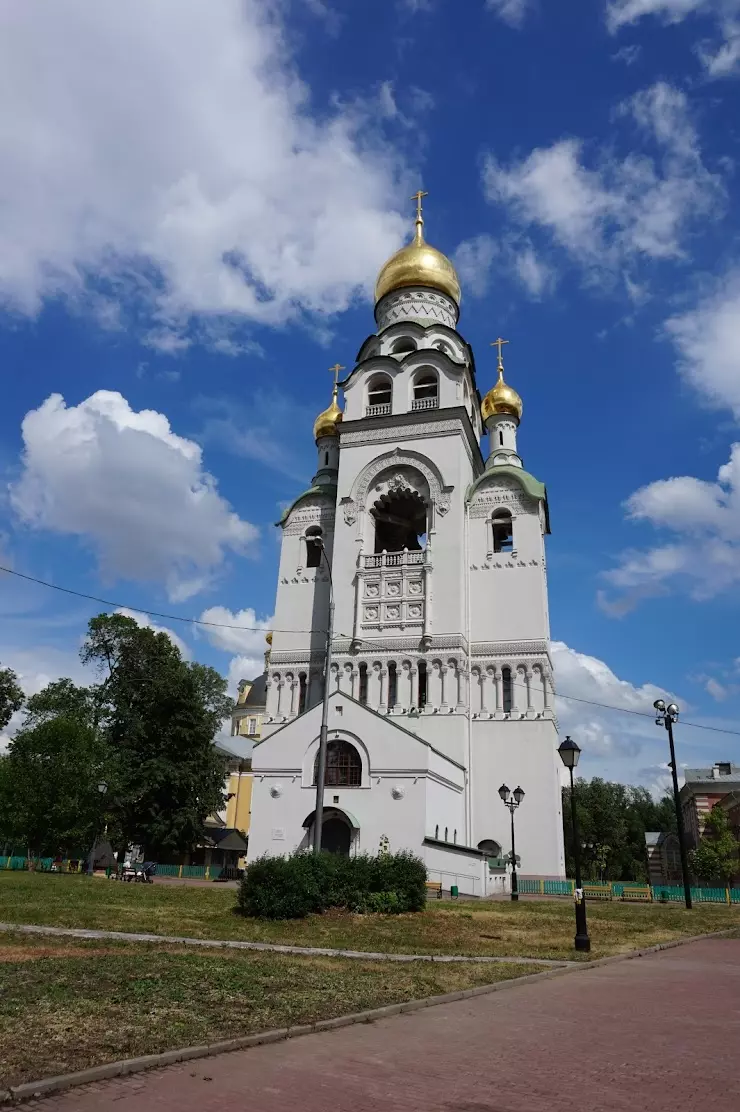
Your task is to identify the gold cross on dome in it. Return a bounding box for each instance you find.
[490,337,509,371]
[329,363,345,388]
[411,190,428,223]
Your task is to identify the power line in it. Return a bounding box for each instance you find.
[3,563,740,738]
[0,565,303,635]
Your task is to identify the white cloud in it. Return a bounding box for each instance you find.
[115,608,191,660]
[10,391,258,601]
[606,0,740,77]
[606,0,713,31]
[453,234,553,299]
[483,83,722,281]
[486,0,533,27]
[601,444,740,608]
[0,1,407,343]
[454,235,499,298]
[198,606,273,658]
[612,43,643,64]
[705,676,729,700]
[665,270,740,417]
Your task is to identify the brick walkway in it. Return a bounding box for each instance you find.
[25,938,740,1112]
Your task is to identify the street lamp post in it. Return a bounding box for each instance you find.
[498,784,525,901]
[653,700,692,910]
[87,781,108,876]
[312,539,335,853]
[558,737,590,953]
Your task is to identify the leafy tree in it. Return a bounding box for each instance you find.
[0,664,24,731]
[0,716,112,856]
[82,613,231,858]
[23,678,99,730]
[563,777,679,881]
[690,806,738,887]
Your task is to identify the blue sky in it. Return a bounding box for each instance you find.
[2,0,740,789]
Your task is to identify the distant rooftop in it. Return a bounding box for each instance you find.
[683,762,740,785]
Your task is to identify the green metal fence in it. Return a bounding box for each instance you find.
[0,856,223,880]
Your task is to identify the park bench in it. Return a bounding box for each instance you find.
[583,884,611,901]
[621,886,652,902]
[425,881,443,899]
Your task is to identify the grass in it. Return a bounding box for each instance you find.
[2,872,738,961]
[0,931,539,1089]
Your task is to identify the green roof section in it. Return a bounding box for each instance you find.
[466,465,550,534]
[275,483,336,527]
[467,465,546,503]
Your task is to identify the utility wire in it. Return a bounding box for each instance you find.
[3,563,740,737]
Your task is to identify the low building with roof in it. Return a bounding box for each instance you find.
[680,762,740,850]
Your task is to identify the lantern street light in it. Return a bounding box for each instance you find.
[87,780,108,876]
[653,700,692,910]
[499,783,525,901]
[557,737,590,953]
[311,536,335,854]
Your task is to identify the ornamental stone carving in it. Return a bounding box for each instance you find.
[350,448,452,527]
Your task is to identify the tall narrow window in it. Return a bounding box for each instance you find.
[492,511,513,554]
[324,451,329,466]
[298,673,308,714]
[418,661,427,708]
[305,525,322,568]
[387,661,397,707]
[358,662,368,706]
[499,430,504,446]
[502,666,513,714]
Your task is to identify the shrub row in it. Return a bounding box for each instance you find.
[237,849,427,919]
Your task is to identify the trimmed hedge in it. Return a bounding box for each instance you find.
[237,850,427,919]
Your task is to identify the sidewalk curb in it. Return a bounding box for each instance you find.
[1,928,735,1105]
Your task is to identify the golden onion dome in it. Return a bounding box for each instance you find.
[375,199,461,305]
[313,385,343,441]
[482,367,523,423]
[265,632,273,646]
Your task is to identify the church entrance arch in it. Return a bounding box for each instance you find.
[322,816,352,856]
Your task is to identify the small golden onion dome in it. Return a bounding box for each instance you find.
[265,632,273,646]
[313,386,343,441]
[375,212,461,305]
[481,368,523,423]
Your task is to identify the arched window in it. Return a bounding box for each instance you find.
[391,336,417,355]
[387,661,397,707]
[444,827,449,842]
[324,451,329,466]
[501,666,513,714]
[498,430,504,446]
[366,375,392,416]
[298,672,308,714]
[492,510,513,554]
[412,373,438,411]
[418,661,428,708]
[314,739,362,787]
[435,824,439,839]
[358,662,368,706]
[453,829,457,844]
[305,525,322,568]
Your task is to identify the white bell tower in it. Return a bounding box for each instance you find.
[261,195,564,879]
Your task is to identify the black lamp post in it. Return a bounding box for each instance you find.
[498,783,525,901]
[653,700,692,910]
[557,737,590,953]
[87,780,108,876]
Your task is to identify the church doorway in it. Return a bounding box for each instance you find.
[322,816,351,856]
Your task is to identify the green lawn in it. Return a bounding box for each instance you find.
[0,931,534,1089]
[2,872,737,961]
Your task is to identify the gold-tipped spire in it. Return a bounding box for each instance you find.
[374,191,461,305]
[313,364,344,441]
[481,338,523,423]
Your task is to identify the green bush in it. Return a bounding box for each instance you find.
[237,849,427,919]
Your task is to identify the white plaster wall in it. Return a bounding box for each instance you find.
[471,718,565,877]
[423,844,485,896]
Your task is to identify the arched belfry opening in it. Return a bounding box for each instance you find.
[371,485,428,553]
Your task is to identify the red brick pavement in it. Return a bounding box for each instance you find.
[24,938,740,1112]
